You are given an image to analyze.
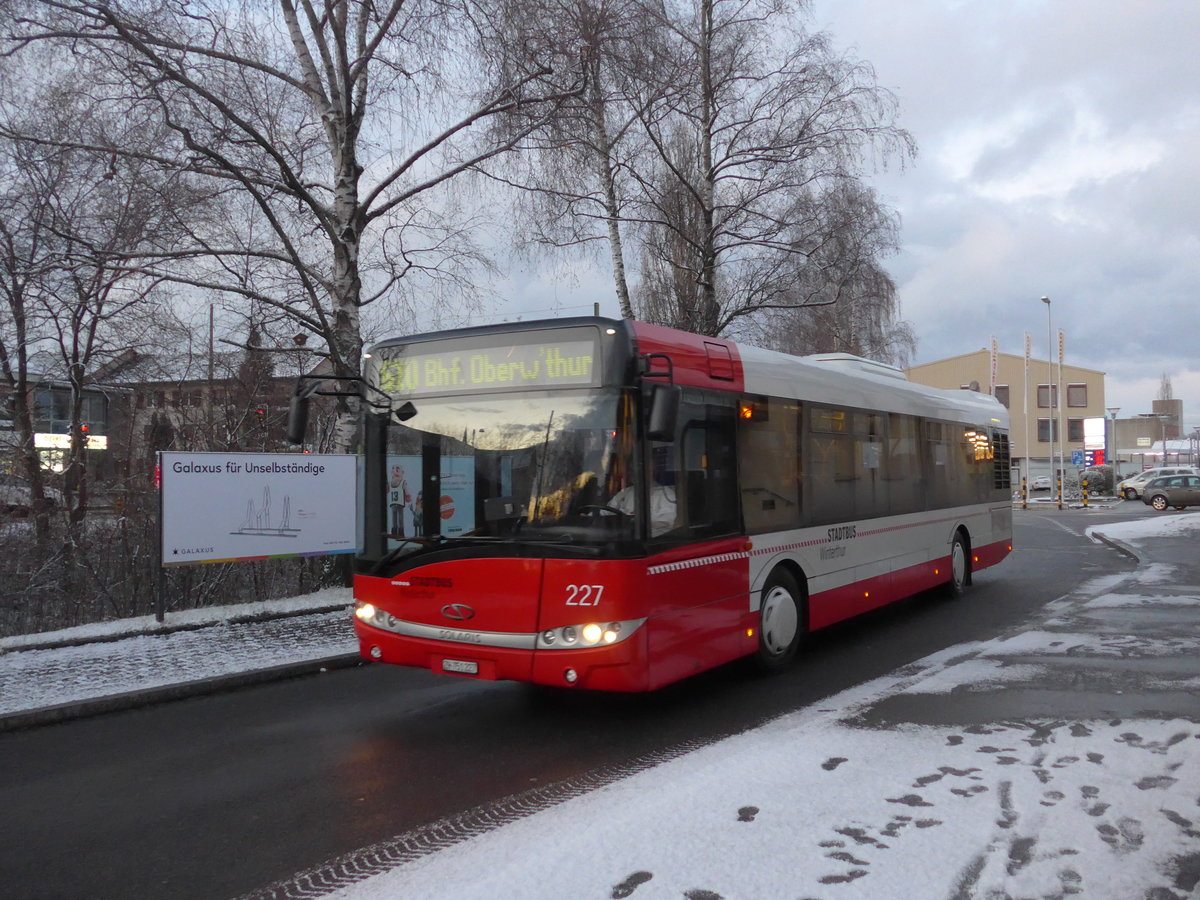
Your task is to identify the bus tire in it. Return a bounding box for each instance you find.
[948,532,970,596]
[756,568,804,674]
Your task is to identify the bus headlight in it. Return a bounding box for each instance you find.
[536,618,645,650]
[354,602,398,630]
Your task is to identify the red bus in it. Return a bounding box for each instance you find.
[291,317,1012,691]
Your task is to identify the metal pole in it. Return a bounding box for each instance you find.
[155,451,165,623]
[1057,329,1064,508]
[1023,332,1030,509]
[1106,407,1120,493]
[1041,297,1055,506]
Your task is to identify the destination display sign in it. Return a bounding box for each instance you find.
[375,337,598,397]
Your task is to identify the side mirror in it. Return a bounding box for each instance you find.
[646,383,680,442]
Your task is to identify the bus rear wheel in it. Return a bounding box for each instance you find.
[756,568,803,674]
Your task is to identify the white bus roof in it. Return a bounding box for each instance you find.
[736,342,1008,429]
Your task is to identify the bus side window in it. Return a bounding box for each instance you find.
[736,396,801,534]
[886,413,924,515]
[669,390,739,539]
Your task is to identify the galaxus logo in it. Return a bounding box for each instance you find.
[173,546,215,556]
[441,603,475,621]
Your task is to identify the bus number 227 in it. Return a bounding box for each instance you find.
[564,584,604,606]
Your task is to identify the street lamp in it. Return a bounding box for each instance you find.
[1041,296,1059,507]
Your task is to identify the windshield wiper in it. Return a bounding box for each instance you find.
[372,531,578,572]
[442,533,577,545]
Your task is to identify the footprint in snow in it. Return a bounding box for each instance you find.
[886,793,934,807]
[611,871,652,898]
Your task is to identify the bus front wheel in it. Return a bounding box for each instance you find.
[756,568,804,674]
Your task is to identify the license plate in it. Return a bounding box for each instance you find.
[442,659,478,675]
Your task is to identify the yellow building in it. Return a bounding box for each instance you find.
[906,349,1107,480]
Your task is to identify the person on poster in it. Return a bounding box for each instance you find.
[388,465,411,536]
[410,491,423,537]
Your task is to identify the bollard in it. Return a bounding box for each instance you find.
[1021,476,1028,509]
[1081,476,1089,508]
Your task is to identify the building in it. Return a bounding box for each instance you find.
[1110,397,1194,469]
[0,370,115,479]
[93,346,323,482]
[905,349,1107,482]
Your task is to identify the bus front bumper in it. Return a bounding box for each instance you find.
[355,622,651,692]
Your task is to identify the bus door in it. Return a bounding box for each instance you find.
[644,389,748,685]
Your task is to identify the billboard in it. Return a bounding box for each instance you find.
[160,451,356,566]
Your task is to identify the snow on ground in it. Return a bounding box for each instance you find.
[323,514,1200,900]
[0,588,354,716]
[334,713,1199,900]
[0,608,356,715]
[0,586,351,651]
[1086,512,1200,543]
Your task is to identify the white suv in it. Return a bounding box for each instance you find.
[1118,466,1200,500]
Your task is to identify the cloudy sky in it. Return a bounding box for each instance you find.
[497,1,1199,431]
[807,0,1200,429]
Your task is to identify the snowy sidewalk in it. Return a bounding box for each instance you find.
[0,588,358,731]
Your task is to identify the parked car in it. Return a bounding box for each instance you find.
[1117,466,1200,500]
[0,473,62,515]
[1140,474,1200,511]
[1030,475,1052,491]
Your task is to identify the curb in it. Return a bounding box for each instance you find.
[1086,529,1140,562]
[0,652,363,734]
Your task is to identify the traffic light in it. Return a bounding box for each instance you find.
[255,407,267,426]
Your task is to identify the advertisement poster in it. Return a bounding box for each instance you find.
[160,452,356,566]
[386,455,475,541]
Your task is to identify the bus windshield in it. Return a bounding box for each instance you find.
[376,387,641,558]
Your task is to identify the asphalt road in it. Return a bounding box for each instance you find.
[0,507,1140,900]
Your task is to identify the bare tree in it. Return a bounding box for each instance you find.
[0,50,191,537]
[480,0,669,318]
[631,0,913,336]
[3,0,585,448]
[0,135,57,539]
[739,180,917,365]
